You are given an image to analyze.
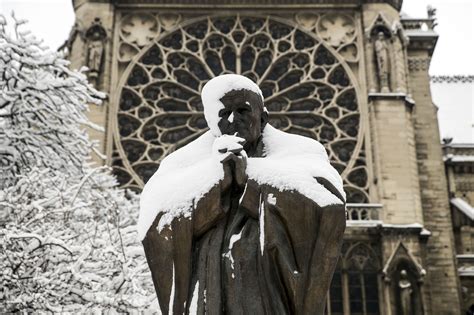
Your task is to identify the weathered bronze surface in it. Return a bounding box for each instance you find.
[142,87,346,314]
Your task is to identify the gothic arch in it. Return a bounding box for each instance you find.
[382,242,425,281]
[329,242,382,314]
[344,242,381,271]
[382,242,425,315]
[365,13,393,39]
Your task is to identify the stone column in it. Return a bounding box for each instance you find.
[69,1,115,165]
[369,94,424,224]
[461,226,473,254]
[408,52,462,314]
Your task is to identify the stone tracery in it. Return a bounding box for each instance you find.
[113,14,369,203]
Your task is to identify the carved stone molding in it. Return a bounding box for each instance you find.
[382,242,425,282]
[364,12,392,39]
[317,14,356,47]
[431,75,474,84]
[407,57,430,72]
[108,0,403,10]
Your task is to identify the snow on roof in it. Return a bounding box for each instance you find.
[451,198,474,220]
[403,29,438,37]
[201,74,263,137]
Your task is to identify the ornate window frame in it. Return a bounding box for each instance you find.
[327,242,383,315]
[107,8,375,203]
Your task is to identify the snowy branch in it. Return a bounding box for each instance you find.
[0,16,156,312]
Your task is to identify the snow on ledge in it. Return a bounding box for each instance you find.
[449,155,474,163]
[458,267,474,277]
[451,198,474,220]
[346,221,430,235]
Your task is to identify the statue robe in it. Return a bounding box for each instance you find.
[141,126,346,314]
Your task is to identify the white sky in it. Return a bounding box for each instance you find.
[401,0,474,75]
[432,81,473,143]
[1,0,473,141]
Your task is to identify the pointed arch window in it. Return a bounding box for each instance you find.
[326,243,381,315]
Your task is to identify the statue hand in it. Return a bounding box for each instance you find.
[213,135,247,188]
[221,151,248,188]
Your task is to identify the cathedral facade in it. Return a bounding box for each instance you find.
[68,0,469,313]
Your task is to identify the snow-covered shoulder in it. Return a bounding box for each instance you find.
[138,131,223,240]
[138,125,346,241]
[247,125,346,207]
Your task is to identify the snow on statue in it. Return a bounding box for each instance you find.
[139,74,346,314]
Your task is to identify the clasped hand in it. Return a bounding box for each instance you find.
[213,135,248,188]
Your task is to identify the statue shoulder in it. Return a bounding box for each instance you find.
[262,125,328,159]
[159,131,215,173]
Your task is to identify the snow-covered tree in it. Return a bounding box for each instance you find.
[0,14,156,312]
[0,14,103,184]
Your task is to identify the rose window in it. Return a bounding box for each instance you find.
[114,15,369,203]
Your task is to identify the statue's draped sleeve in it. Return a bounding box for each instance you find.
[142,180,228,314]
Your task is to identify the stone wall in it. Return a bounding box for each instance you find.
[409,51,462,313]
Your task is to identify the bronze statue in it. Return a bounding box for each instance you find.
[374,31,390,93]
[139,74,346,314]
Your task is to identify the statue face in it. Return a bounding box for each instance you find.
[400,269,408,279]
[217,89,267,144]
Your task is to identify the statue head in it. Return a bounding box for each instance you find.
[377,31,385,40]
[400,269,408,279]
[202,74,268,146]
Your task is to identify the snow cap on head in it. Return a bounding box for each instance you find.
[201,74,264,136]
